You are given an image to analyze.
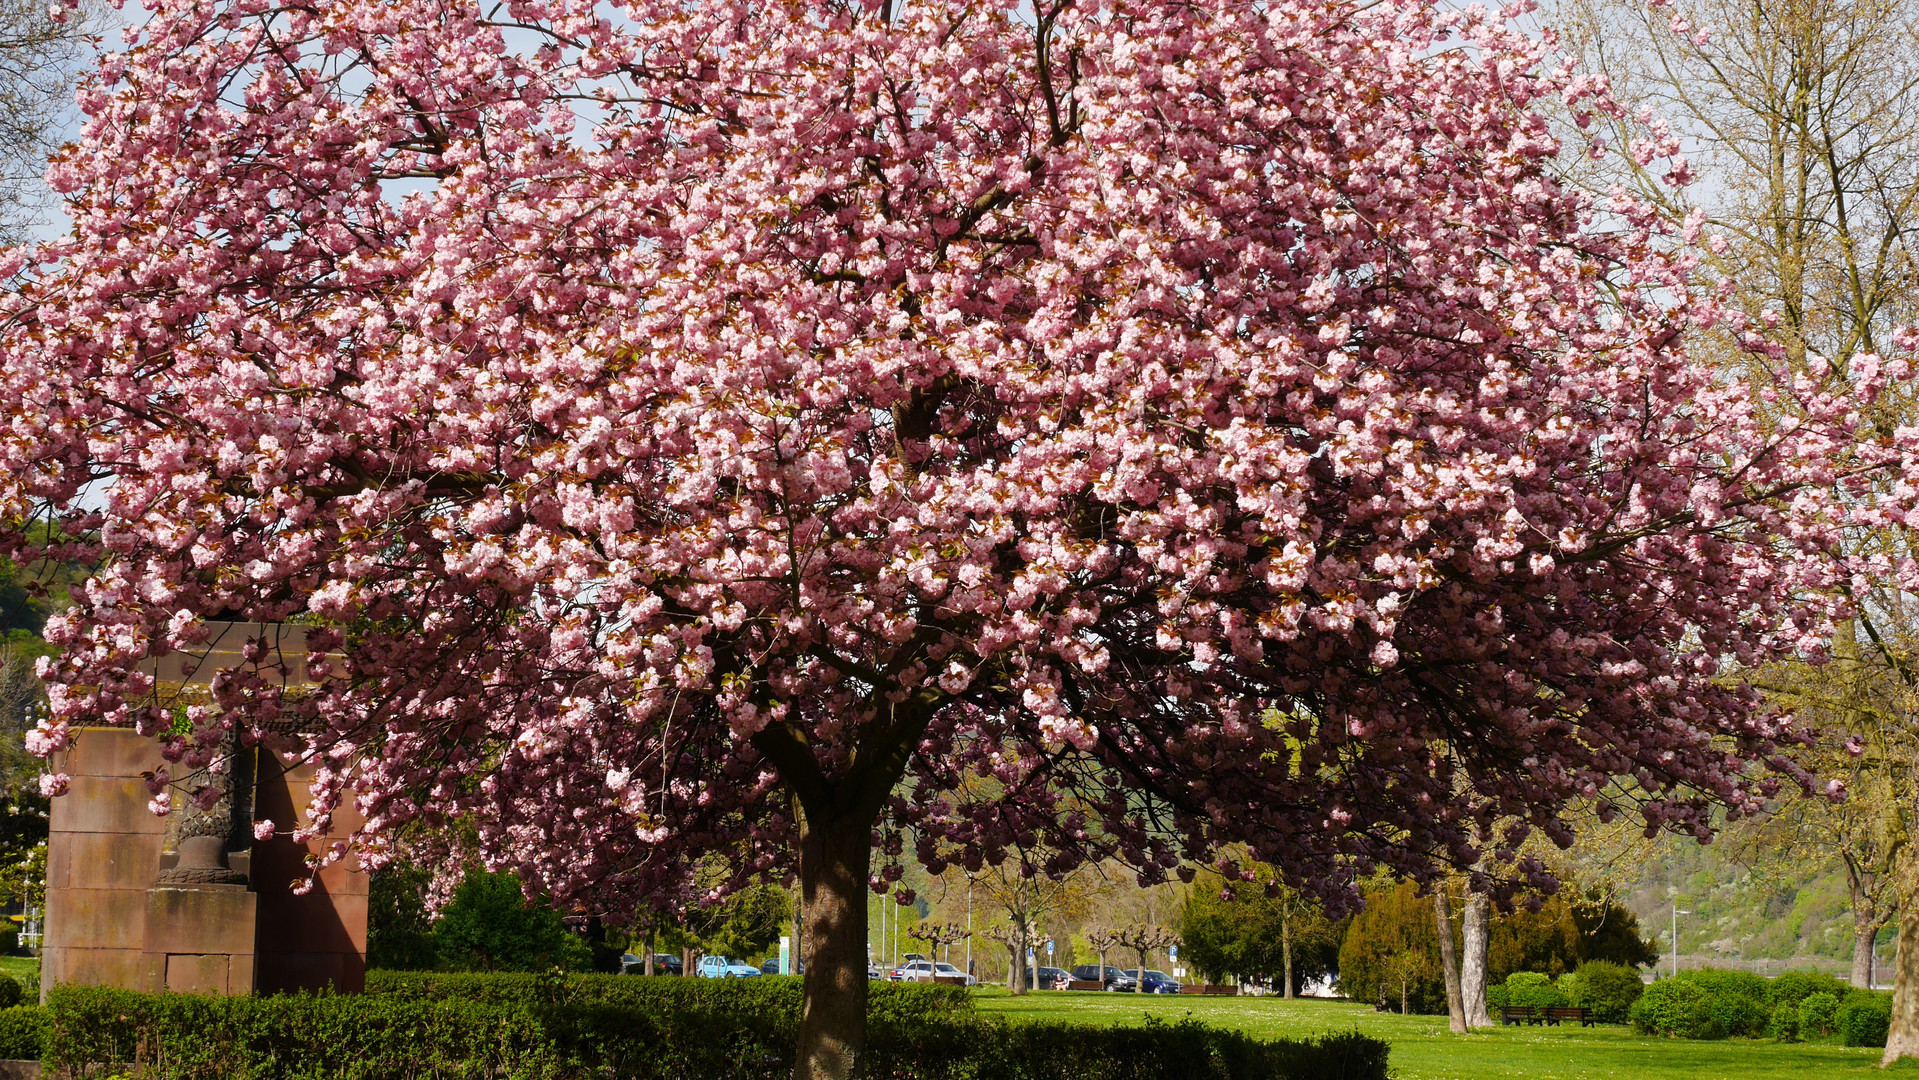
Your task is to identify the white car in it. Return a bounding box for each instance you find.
[893,959,977,986]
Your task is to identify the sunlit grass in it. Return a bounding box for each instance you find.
[973,989,1904,1079]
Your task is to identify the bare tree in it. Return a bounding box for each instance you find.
[1549,0,1919,1056]
[0,0,97,242]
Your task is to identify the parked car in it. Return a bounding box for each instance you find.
[695,955,763,978]
[619,952,682,975]
[1018,966,1070,990]
[867,964,883,980]
[1070,964,1139,991]
[930,961,976,986]
[1127,969,1182,994]
[759,957,804,975]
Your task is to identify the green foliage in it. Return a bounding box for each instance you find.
[1336,880,1446,1015]
[1561,960,1644,1024]
[1837,992,1892,1048]
[1767,970,1849,1008]
[1500,972,1566,1009]
[1485,889,1656,981]
[659,884,792,962]
[0,1005,45,1059]
[1767,1001,1799,1042]
[1630,979,1721,1039]
[1797,991,1840,1038]
[1177,869,1340,991]
[0,975,21,1009]
[44,982,1389,1080]
[365,969,973,1026]
[1629,969,1781,1039]
[365,865,437,971]
[431,870,590,972]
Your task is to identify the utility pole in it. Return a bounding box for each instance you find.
[1671,904,1690,978]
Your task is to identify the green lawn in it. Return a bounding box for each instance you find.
[0,957,34,989]
[974,990,1908,1080]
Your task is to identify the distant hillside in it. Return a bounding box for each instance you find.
[1573,828,1886,980]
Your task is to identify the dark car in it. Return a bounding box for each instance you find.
[1022,966,1070,990]
[1070,964,1138,991]
[1128,969,1182,994]
[620,952,683,975]
[760,957,804,975]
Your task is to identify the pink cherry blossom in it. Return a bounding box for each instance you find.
[2,0,1917,1074]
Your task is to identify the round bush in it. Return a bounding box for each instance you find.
[1503,972,1566,1009]
[1566,961,1643,1024]
[1767,1001,1799,1042]
[1705,988,1767,1038]
[1630,979,1721,1039]
[1838,993,1893,1048]
[1769,970,1849,1008]
[1798,991,1841,1038]
[0,977,23,1010]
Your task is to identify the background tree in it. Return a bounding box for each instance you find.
[1546,0,1919,1053]
[366,863,438,971]
[979,919,1045,993]
[12,0,1919,1075]
[0,0,98,243]
[1178,869,1340,994]
[1114,923,1178,980]
[430,870,591,973]
[907,921,970,968]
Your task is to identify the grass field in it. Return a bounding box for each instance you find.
[0,957,34,990]
[974,990,1912,1080]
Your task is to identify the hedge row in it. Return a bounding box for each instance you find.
[365,969,972,1026]
[42,984,1389,1080]
[1628,968,1892,1044]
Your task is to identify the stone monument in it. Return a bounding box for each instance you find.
[40,622,368,999]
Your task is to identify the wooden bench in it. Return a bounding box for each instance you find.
[1544,1007,1594,1027]
[1178,984,1239,996]
[1065,979,1106,991]
[1500,1005,1539,1026]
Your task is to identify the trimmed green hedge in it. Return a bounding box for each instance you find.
[365,969,972,1027]
[1628,968,1890,1045]
[0,1005,47,1059]
[44,982,1389,1080]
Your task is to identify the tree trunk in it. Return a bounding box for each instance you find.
[644,929,654,976]
[1461,893,1493,1028]
[1856,918,1883,991]
[1282,910,1294,999]
[794,813,873,1080]
[1883,905,1919,1066]
[1434,887,1467,1034]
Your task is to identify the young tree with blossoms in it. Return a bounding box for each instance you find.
[3,0,1919,1075]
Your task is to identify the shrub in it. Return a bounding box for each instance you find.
[0,976,22,1010]
[1703,987,1768,1040]
[1563,960,1643,1024]
[1486,983,1509,1011]
[364,969,971,1026]
[1768,970,1849,1009]
[1838,992,1893,1048]
[46,983,1390,1080]
[1798,991,1841,1038]
[0,1006,46,1060]
[1630,979,1720,1039]
[1767,1001,1799,1042]
[1500,971,1566,1009]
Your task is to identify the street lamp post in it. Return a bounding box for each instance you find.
[1671,904,1690,978]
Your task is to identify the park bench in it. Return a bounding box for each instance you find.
[1543,1007,1594,1027]
[1499,1005,1539,1026]
[1065,979,1105,991]
[1177,984,1239,996]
